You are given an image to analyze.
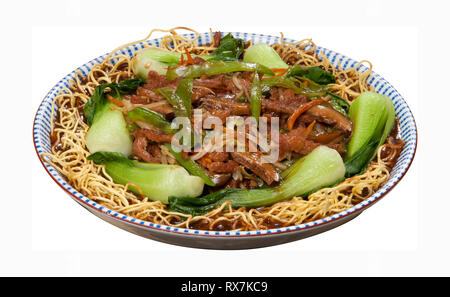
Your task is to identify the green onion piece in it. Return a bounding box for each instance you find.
[250,73,262,123]
[261,76,327,98]
[166,61,274,81]
[164,143,215,187]
[155,78,193,118]
[127,107,177,134]
[175,78,193,117]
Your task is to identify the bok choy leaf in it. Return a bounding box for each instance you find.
[209,33,245,62]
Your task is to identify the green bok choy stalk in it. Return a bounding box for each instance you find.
[84,78,145,156]
[168,146,345,216]
[243,43,288,69]
[344,91,396,177]
[87,152,205,203]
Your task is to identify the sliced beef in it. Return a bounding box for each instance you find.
[136,87,165,101]
[194,75,226,89]
[208,152,230,162]
[192,87,215,101]
[213,31,222,47]
[230,152,280,185]
[201,152,238,174]
[208,173,231,187]
[135,128,173,143]
[306,105,352,133]
[200,97,250,115]
[201,107,232,124]
[262,99,295,114]
[278,127,344,160]
[144,102,174,115]
[133,135,162,163]
[206,160,239,174]
[193,56,206,65]
[144,70,177,90]
[307,130,343,144]
[262,98,352,134]
[124,94,149,104]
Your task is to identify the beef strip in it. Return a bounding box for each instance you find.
[230,152,280,185]
[278,127,344,160]
[193,56,206,65]
[194,75,227,89]
[144,70,177,90]
[200,97,250,115]
[305,105,352,133]
[213,31,222,48]
[206,160,239,173]
[133,135,162,163]
[135,128,173,143]
[208,152,229,162]
[262,97,352,134]
[208,173,232,187]
[201,152,238,174]
[136,87,165,101]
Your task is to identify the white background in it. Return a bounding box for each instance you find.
[1,0,448,276]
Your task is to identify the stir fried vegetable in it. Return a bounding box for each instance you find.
[168,146,345,215]
[166,60,274,81]
[84,78,144,156]
[243,43,289,69]
[84,78,145,126]
[326,91,351,117]
[155,78,194,118]
[344,91,395,177]
[286,65,336,85]
[261,76,327,98]
[87,152,204,203]
[164,144,215,186]
[250,72,262,122]
[261,76,303,93]
[209,33,245,61]
[85,102,133,156]
[127,107,177,134]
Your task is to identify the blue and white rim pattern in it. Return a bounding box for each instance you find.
[33,32,417,237]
